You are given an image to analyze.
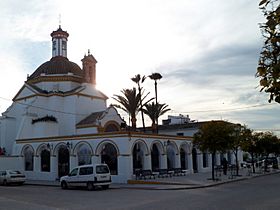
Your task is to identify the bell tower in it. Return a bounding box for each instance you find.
[82,50,97,85]
[51,25,69,58]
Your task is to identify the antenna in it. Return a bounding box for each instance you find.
[59,14,62,27]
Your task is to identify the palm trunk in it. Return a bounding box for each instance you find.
[154,81,158,134]
[131,117,137,131]
[138,84,146,132]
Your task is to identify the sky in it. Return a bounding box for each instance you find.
[0,0,279,135]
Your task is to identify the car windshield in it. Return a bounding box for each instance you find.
[8,171,22,175]
[96,165,109,174]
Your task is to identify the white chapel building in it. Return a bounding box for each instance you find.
[0,26,214,183]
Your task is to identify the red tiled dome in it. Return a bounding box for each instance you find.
[28,56,83,80]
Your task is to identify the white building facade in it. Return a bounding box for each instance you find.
[0,26,200,183]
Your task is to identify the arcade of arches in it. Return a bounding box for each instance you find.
[20,136,236,183]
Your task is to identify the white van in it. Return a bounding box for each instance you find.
[60,164,111,190]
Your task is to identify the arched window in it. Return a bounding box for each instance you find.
[77,144,92,166]
[23,146,34,171]
[104,123,119,132]
[101,143,118,175]
[180,148,188,170]
[133,143,144,172]
[58,146,69,178]
[203,152,209,168]
[41,149,50,172]
[151,144,160,171]
[167,145,176,170]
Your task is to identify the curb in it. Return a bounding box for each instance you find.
[24,171,280,191]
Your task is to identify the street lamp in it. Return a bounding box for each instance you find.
[164,140,171,147]
[47,143,53,150]
[66,142,73,149]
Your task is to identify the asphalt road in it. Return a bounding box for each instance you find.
[0,174,279,210]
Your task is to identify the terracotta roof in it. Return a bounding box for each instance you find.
[76,111,105,127]
[28,56,84,81]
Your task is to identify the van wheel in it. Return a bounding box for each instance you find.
[87,182,94,191]
[102,185,109,190]
[61,181,68,189]
[3,180,7,186]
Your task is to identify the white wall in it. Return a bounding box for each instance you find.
[0,156,23,171]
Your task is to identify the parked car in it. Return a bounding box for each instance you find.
[60,164,111,190]
[0,170,26,185]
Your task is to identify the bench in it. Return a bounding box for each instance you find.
[135,169,156,180]
[157,169,173,178]
[173,168,187,176]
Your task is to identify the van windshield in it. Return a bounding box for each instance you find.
[96,165,109,174]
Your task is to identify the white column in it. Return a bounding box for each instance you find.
[197,153,203,172]
[175,154,181,168]
[187,153,193,173]
[161,154,168,169]
[51,156,57,180]
[216,153,221,165]
[92,155,99,164]
[34,156,40,172]
[118,155,133,183]
[70,155,76,171]
[144,154,151,170]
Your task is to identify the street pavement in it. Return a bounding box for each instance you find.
[25,167,280,190]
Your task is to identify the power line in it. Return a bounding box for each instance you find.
[0,96,278,117]
[170,103,277,114]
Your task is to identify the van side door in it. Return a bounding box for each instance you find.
[78,166,94,187]
[67,168,79,187]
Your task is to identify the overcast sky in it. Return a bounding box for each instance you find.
[0,0,279,135]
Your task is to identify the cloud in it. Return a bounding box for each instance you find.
[0,0,278,135]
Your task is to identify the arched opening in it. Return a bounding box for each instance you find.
[167,145,176,170]
[101,143,118,175]
[203,152,209,168]
[132,142,144,173]
[220,153,225,164]
[104,123,119,132]
[58,145,70,178]
[192,148,198,173]
[180,148,188,170]
[23,146,34,171]
[151,144,160,171]
[41,149,50,172]
[77,144,92,166]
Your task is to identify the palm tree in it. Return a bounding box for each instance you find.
[112,88,152,131]
[131,74,146,132]
[148,73,162,133]
[142,102,170,133]
[148,73,162,106]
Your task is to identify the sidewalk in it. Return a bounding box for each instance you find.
[25,168,280,190]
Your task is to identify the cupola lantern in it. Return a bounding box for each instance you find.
[50,25,69,58]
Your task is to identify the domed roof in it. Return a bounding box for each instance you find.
[28,56,84,81]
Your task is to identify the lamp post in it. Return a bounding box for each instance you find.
[149,73,162,134]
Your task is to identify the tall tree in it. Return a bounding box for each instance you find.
[142,102,171,133]
[227,124,244,176]
[193,121,232,180]
[256,0,280,103]
[240,129,259,173]
[112,88,151,131]
[131,74,146,132]
[255,131,279,171]
[148,73,162,133]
